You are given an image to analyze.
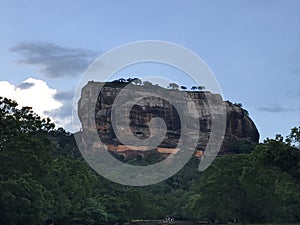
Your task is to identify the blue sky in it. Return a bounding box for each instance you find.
[0,0,299,141]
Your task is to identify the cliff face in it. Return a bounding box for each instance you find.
[78,82,259,156]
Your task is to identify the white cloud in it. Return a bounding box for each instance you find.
[0,78,71,129]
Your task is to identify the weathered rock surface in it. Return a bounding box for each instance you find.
[78,82,259,157]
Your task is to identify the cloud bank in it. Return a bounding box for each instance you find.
[0,78,73,130]
[258,104,294,113]
[10,42,96,78]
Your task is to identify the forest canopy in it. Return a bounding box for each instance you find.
[0,97,299,225]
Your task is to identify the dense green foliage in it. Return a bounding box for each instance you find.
[183,130,300,224]
[0,97,299,225]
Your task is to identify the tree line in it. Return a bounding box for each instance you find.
[110,77,206,91]
[0,96,299,225]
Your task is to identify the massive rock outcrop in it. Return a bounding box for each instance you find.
[78,81,259,158]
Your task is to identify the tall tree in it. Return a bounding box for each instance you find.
[168,82,179,90]
[180,86,187,90]
[0,97,55,225]
[197,85,205,90]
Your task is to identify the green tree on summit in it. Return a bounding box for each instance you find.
[168,82,179,89]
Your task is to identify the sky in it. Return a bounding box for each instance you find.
[0,0,299,141]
